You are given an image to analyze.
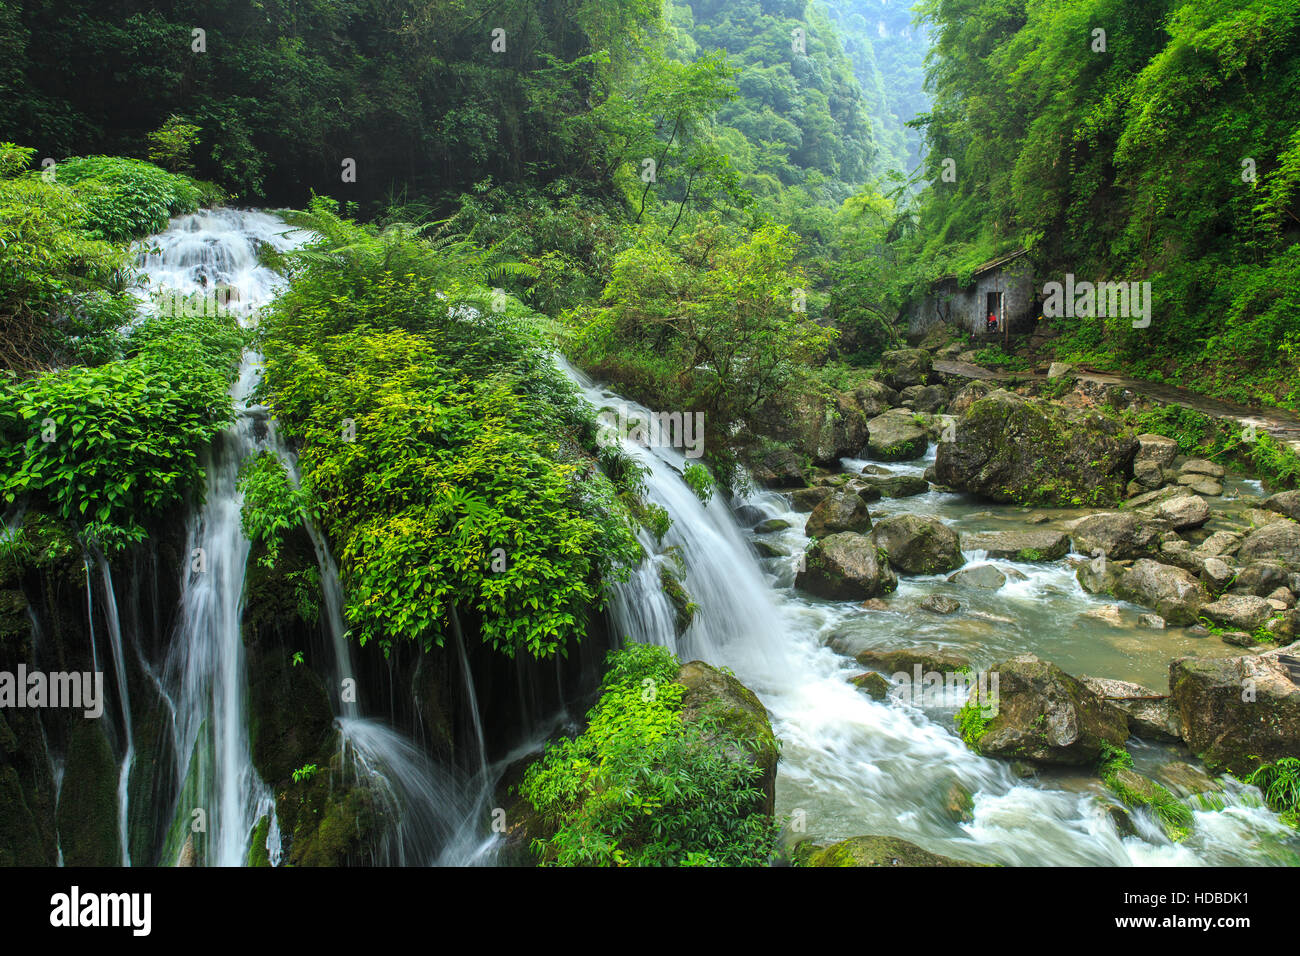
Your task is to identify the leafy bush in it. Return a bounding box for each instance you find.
[259,201,643,658]
[238,452,309,569]
[0,310,246,549]
[519,644,778,866]
[53,155,211,241]
[0,144,136,370]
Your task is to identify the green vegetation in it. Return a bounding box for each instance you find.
[257,200,643,658]
[1097,744,1194,842]
[954,697,991,751]
[1245,757,1300,827]
[0,308,246,550]
[51,154,218,242]
[518,643,777,866]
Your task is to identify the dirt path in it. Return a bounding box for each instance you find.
[933,360,1300,453]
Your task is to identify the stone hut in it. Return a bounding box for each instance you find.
[907,249,1037,339]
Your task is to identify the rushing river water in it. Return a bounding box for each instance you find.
[565,363,1300,867]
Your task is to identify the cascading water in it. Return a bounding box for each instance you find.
[560,357,1300,867]
[137,209,304,865]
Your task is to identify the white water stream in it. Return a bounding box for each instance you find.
[562,359,1299,866]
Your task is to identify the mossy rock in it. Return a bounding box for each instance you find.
[791,835,986,867]
[677,661,779,818]
[57,719,121,866]
[247,815,273,867]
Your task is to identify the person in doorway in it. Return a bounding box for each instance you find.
[986,310,998,333]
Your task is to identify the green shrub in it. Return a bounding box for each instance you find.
[0,310,245,549]
[53,155,210,241]
[519,644,778,866]
[1246,757,1300,828]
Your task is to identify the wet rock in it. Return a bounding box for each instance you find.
[948,564,1007,590]
[841,478,883,502]
[850,671,891,700]
[791,834,984,867]
[1114,559,1210,625]
[754,517,791,534]
[860,597,892,611]
[1195,531,1242,558]
[1169,642,1300,775]
[920,595,961,615]
[752,540,786,558]
[1230,561,1291,596]
[963,654,1129,765]
[1181,458,1225,479]
[871,514,964,574]
[678,660,779,818]
[859,474,930,498]
[796,532,898,600]
[1152,761,1220,799]
[899,384,947,414]
[943,782,975,823]
[933,391,1136,507]
[790,487,833,512]
[1071,512,1162,560]
[1080,676,1181,742]
[1137,613,1166,629]
[1123,484,1186,510]
[1237,521,1300,571]
[1135,433,1179,470]
[880,348,933,391]
[1161,541,1206,576]
[1220,630,1257,647]
[805,491,873,539]
[1076,554,1125,595]
[960,529,1070,562]
[1134,493,1211,531]
[1262,490,1300,523]
[733,504,767,527]
[948,380,995,416]
[1133,459,1165,488]
[866,408,929,461]
[1106,804,1138,838]
[1082,604,1124,627]
[1200,594,1274,632]
[854,646,971,675]
[854,380,900,418]
[1177,475,1223,497]
[755,448,807,488]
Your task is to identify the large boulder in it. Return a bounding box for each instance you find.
[790,486,833,512]
[880,348,932,390]
[899,384,947,414]
[677,661,779,818]
[752,448,806,488]
[796,533,898,600]
[1133,493,1210,531]
[948,564,1008,590]
[1070,512,1161,560]
[1113,559,1210,625]
[865,408,929,461]
[858,474,930,498]
[1237,521,1300,571]
[934,391,1137,507]
[792,835,984,867]
[805,491,872,538]
[948,380,996,416]
[871,514,963,574]
[1080,676,1182,742]
[962,654,1129,765]
[1169,643,1300,775]
[854,646,972,675]
[1199,594,1275,633]
[1262,490,1300,523]
[854,380,900,418]
[1134,433,1179,470]
[960,529,1070,562]
[1076,554,1126,594]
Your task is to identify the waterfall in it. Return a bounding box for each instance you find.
[92,555,135,866]
[139,209,305,865]
[558,357,1298,867]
